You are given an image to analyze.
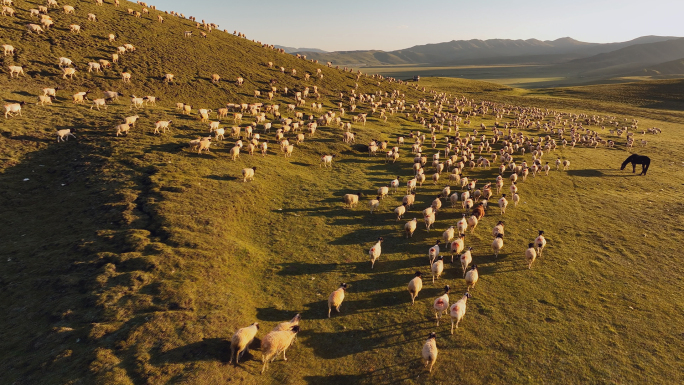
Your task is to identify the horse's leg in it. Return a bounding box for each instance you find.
[632,163,636,173]
[642,162,649,175]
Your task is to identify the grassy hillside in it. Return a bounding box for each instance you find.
[1,3,684,385]
[628,58,684,77]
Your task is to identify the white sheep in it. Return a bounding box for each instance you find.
[88,62,102,73]
[424,212,435,232]
[229,322,259,364]
[43,88,57,97]
[62,67,77,79]
[431,255,444,283]
[534,230,547,257]
[102,91,119,100]
[58,57,73,68]
[433,285,450,326]
[525,242,537,269]
[2,5,15,16]
[8,65,24,77]
[72,91,89,104]
[343,193,359,208]
[230,145,240,161]
[467,215,478,233]
[403,192,416,208]
[377,185,389,199]
[422,332,438,373]
[456,214,468,236]
[498,194,508,215]
[63,5,74,14]
[492,234,504,258]
[69,24,81,33]
[115,123,130,136]
[27,24,44,34]
[328,283,347,318]
[56,128,75,142]
[493,221,504,238]
[320,155,334,168]
[450,234,465,263]
[449,292,472,334]
[90,98,107,110]
[38,95,53,105]
[441,228,455,249]
[197,137,211,154]
[273,314,301,332]
[260,325,300,374]
[562,160,570,170]
[87,13,96,21]
[394,203,407,221]
[2,44,14,56]
[124,115,139,126]
[164,73,174,83]
[369,196,380,214]
[431,196,442,212]
[153,120,172,134]
[121,72,131,82]
[465,265,478,290]
[369,237,383,269]
[459,247,472,277]
[4,101,24,118]
[407,271,423,305]
[41,18,53,29]
[405,217,418,238]
[130,96,144,109]
[242,166,256,182]
[428,241,441,265]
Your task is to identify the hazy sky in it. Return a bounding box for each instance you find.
[160,0,684,51]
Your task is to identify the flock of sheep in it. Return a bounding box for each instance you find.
[1,0,656,377]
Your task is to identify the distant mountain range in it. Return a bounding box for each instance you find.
[289,36,684,87]
[294,36,681,66]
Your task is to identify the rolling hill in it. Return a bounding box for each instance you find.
[1,1,684,385]
[557,37,684,78]
[274,45,327,54]
[629,58,684,77]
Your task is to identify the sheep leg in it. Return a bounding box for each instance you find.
[229,346,235,364]
[451,319,454,334]
[336,305,341,313]
[282,347,288,361]
[327,306,331,318]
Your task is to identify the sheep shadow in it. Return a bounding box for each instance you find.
[276,262,340,276]
[205,174,238,182]
[302,320,433,359]
[290,161,310,167]
[256,307,302,323]
[302,358,424,384]
[150,338,233,365]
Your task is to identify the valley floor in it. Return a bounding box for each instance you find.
[1,76,683,384]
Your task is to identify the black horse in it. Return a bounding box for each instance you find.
[621,154,650,175]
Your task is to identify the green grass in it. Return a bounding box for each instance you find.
[1,2,684,385]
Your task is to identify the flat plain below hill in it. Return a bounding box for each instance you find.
[0,2,683,384]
